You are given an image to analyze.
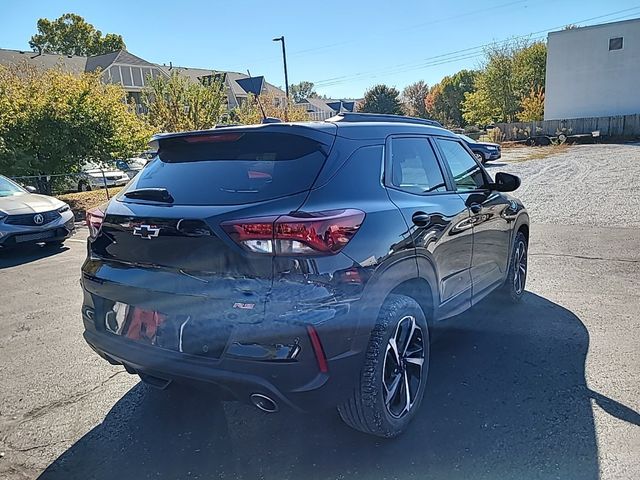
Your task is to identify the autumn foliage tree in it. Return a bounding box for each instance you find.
[463,40,547,125]
[232,92,310,124]
[143,72,228,132]
[517,87,545,121]
[0,63,152,177]
[401,81,430,118]
[425,70,477,127]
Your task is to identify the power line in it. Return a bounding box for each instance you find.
[313,6,640,89]
[222,0,531,71]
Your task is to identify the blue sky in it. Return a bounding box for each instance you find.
[1,1,639,98]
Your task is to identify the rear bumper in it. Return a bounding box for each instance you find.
[83,327,366,412]
[81,295,369,412]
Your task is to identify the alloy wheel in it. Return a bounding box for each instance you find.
[382,315,425,419]
[513,239,527,295]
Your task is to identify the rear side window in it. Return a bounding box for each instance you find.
[436,139,486,191]
[389,137,446,194]
[123,132,329,205]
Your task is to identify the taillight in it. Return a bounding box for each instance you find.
[222,209,365,255]
[86,207,105,239]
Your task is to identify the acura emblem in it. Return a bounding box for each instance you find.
[33,213,44,225]
[133,224,160,239]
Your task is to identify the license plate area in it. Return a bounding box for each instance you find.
[106,303,231,358]
[15,230,55,243]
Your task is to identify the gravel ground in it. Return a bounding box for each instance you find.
[0,143,638,480]
[486,143,640,228]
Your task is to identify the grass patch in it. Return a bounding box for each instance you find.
[57,187,123,220]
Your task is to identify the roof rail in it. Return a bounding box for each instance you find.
[326,112,443,128]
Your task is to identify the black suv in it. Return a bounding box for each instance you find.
[81,113,528,437]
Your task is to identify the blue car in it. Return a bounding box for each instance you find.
[458,134,501,163]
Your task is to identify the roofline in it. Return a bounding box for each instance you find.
[548,17,640,36]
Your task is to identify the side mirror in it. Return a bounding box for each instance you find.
[491,172,520,192]
[25,185,37,193]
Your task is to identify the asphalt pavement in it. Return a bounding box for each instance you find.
[0,144,638,479]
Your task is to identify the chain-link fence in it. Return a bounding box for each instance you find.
[10,170,130,199]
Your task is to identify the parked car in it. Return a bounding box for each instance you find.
[81,113,528,437]
[457,134,502,162]
[115,158,149,179]
[0,174,75,248]
[77,163,130,192]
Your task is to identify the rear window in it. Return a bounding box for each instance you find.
[121,132,330,206]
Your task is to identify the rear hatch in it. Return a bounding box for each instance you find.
[86,126,336,341]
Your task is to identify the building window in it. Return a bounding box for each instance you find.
[609,37,623,51]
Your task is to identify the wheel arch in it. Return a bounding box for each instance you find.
[389,277,435,327]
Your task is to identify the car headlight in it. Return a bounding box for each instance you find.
[58,203,70,213]
[486,146,497,151]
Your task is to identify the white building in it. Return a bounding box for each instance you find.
[544,18,640,120]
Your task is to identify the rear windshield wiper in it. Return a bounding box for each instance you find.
[124,188,174,203]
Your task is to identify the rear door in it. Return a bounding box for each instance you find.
[88,128,336,324]
[434,137,512,301]
[384,135,474,317]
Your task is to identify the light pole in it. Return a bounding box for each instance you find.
[273,36,289,114]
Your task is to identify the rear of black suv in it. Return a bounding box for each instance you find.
[81,122,399,416]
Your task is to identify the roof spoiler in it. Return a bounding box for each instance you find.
[326,112,443,128]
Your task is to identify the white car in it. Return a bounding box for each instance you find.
[0,175,75,248]
[77,163,130,192]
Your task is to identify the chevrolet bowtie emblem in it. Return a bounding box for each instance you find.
[132,224,160,239]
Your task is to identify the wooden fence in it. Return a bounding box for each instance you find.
[494,114,640,141]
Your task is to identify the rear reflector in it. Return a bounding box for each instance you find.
[307,326,329,373]
[221,209,365,256]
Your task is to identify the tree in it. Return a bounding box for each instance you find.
[143,72,227,132]
[517,87,545,121]
[425,70,477,127]
[290,81,317,102]
[232,92,309,124]
[462,40,547,125]
[359,84,403,115]
[401,80,430,118]
[0,63,152,178]
[512,41,547,102]
[29,13,126,56]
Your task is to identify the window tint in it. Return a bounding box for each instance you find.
[122,132,328,206]
[436,139,486,191]
[389,137,446,193]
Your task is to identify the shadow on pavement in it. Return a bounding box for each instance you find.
[39,293,638,479]
[0,243,69,269]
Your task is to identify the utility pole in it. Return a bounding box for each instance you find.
[273,36,289,117]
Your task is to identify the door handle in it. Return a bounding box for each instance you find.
[469,203,482,214]
[412,212,431,226]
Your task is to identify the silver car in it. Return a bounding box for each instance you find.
[0,175,75,248]
[77,163,130,192]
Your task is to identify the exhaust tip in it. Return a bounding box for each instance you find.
[250,393,279,413]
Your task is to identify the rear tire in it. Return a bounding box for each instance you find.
[338,294,429,438]
[78,181,91,192]
[500,231,528,302]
